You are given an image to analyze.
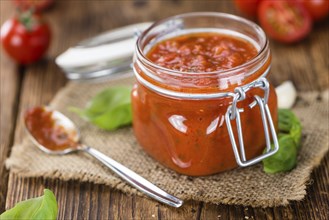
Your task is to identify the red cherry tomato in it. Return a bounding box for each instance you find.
[301,0,329,21]
[1,13,51,64]
[234,0,262,17]
[258,0,312,43]
[13,0,54,12]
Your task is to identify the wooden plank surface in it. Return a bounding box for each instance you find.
[1,1,328,219]
[0,1,22,212]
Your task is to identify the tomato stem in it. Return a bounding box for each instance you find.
[18,9,35,32]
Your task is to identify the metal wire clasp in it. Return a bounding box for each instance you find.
[225,78,279,167]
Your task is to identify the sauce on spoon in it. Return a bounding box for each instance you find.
[24,106,78,151]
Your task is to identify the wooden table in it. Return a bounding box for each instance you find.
[1,1,328,219]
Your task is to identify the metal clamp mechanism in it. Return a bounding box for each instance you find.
[225,78,279,167]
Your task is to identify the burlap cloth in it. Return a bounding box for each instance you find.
[6,75,329,208]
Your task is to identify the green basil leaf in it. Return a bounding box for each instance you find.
[263,135,297,174]
[0,189,58,220]
[91,102,132,130]
[278,109,295,133]
[263,109,302,174]
[278,108,302,148]
[290,122,302,149]
[70,86,132,131]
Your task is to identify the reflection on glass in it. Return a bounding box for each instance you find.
[206,116,219,135]
[168,115,187,133]
[171,157,191,168]
[206,115,224,135]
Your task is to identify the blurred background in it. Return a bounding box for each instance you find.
[1,0,328,91]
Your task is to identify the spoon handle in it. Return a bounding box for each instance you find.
[82,146,183,208]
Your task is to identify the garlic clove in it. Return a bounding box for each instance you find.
[275,81,297,109]
[322,89,329,102]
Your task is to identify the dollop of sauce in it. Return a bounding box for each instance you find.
[24,106,77,151]
[147,32,258,72]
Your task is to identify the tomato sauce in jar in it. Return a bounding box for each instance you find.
[147,33,258,72]
[132,13,278,176]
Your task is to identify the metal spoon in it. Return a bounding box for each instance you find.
[24,106,183,208]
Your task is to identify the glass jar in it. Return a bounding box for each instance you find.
[132,12,279,176]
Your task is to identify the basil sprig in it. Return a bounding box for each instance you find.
[262,109,302,174]
[0,189,58,220]
[70,86,132,131]
[278,109,302,148]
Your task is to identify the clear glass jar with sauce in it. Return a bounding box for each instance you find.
[132,12,279,176]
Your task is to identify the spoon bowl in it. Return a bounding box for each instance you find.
[25,106,80,155]
[24,106,183,208]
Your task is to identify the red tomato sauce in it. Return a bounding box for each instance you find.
[24,106,77,151]
[147,33,258,72]
[132,32,277,176]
